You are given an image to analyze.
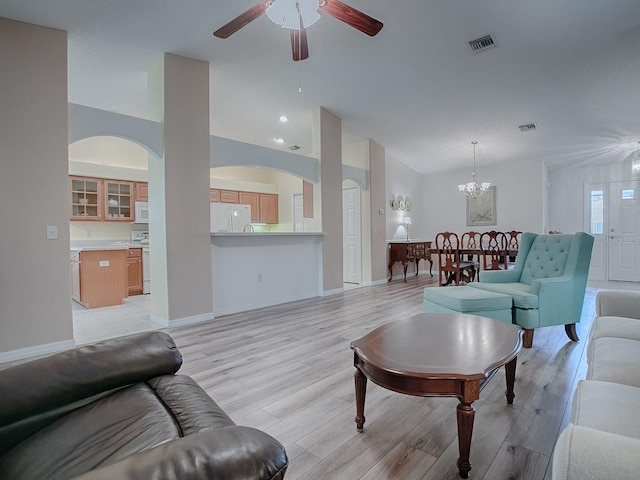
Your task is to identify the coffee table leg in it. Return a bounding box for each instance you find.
[456,402,475,479]
[354,367,367,431]
[504,356,517,404]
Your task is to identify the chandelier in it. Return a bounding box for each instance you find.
[266,0,321,29]
[458,141,491,199]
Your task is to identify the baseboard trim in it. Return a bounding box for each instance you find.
[322,287,344,297]
[361,278,388,287]
[150,312,215,329]
[214,292,321,316]
[0,339,76,365]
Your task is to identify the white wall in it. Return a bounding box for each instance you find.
[386,153,426,241]
[385,153,426,279]
[549,160,638,234]
[0,18,73,357]
[423,157,545,239]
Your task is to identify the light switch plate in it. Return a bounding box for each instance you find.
[46,225,58,240]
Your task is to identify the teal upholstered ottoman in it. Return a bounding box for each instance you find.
[423,286,513,324]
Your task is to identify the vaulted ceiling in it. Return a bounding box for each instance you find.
[2,1,640,175]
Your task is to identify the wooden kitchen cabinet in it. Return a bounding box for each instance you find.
[239,192,260,222]
[104,180,134,222]
[135,182,148,202]
[220,190,239,203]
[259,193,279,224]
[70,249,127,309]
[127,248,143,296]
[69,176,133,222]
[69,176,103,221]
[211,188,278,223]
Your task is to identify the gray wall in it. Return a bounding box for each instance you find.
[0,18,73,356]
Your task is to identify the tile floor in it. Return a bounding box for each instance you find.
[72,279,640,345]
[72,294,160,345]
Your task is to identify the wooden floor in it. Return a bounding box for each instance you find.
[168,274,606,480]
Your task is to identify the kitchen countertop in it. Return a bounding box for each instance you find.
[211,232,326,237]
[70,243,142,252]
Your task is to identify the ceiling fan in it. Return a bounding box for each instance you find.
[213,0,383,61]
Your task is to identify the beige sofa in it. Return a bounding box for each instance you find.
[552,289,640,479]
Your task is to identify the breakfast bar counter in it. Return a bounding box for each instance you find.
[211,232,326,315]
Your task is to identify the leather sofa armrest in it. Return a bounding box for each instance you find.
[71,427,288,480]
[552,424,640,480]
[596,290,640,319]
[0,331,182,427]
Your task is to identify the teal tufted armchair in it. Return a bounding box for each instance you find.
[469,232,594,348]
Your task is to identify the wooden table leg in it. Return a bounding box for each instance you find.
[504,356,517,404]
[354,367,367,431]
[456,401,475,479]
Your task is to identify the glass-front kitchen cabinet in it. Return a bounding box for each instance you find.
[69,176,134,222]
[70,177,103,221]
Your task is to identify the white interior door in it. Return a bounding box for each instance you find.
[343,187,361,284]
[608,181,640,281]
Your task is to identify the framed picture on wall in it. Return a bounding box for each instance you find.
[466,186,497,226]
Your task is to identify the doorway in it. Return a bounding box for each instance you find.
[586,181,640,281]
[343,186,361,284]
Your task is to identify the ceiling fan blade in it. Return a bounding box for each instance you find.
[290,24,309,61]
[319,0,383,36]
[213,2,266,38]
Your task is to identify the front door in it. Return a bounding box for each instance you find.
[608,181,640,281]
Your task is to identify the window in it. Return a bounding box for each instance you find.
[590,190,604,235]
[622,189,635,200]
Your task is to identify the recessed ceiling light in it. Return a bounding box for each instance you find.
[274,137,285,144]
[279,115,288,123]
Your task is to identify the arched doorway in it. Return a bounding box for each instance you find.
[69,135,156,343]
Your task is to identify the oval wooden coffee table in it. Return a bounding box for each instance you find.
[350,313,523,479]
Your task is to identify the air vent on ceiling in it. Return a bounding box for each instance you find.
[468,34,496,53]
[518,122,538,133]
[288,145,301,151]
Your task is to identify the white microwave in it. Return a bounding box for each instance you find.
[135,201,149,223]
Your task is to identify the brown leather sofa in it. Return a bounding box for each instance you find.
[0,331,288,480]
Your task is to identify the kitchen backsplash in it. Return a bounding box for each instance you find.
[70,221,147,243]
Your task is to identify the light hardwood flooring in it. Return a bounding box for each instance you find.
[151,275,634,480]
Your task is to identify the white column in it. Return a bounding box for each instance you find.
[313,107,343,294]
[147,54,213,326]
[369,140,387,283]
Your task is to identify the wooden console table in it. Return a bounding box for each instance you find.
[388,241,433,282]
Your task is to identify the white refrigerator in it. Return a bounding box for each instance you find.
[210,203,252,232]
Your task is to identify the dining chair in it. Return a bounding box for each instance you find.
[480,230,508,270]
[434,232,476,286]
[505,230,522,268]
[460,231,481,280]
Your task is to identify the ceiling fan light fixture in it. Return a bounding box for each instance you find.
[266,0,321,30]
